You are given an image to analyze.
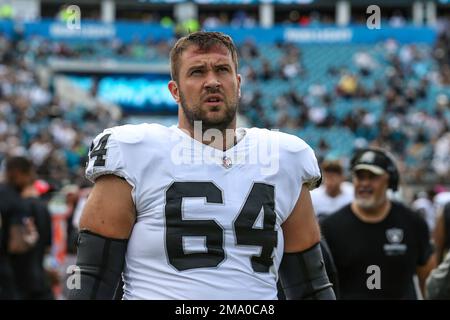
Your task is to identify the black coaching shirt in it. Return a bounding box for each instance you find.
[0,183,30,299]
[321,202,433,300]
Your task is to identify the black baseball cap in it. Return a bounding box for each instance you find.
[351,149,390,175]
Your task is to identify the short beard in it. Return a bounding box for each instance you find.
[179,89,238,132]
[354,196,386,211]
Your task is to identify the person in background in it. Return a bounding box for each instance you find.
[7,156,53,299]
[412,190,437,234]
[321,148,436,299]
[0,156,39,299]
[311,159,353,222]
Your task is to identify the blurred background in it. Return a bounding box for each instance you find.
[0,0,449,299]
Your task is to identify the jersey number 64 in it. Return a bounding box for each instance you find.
[165,182,277,273]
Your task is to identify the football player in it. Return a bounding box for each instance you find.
[68,32,335,300]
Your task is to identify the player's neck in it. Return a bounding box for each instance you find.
[178,119,238,151]
[351,199,391,223]
[203,129,237,151]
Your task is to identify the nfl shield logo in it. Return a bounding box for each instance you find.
[222,156,232,169]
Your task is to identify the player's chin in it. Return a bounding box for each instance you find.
[204,113,229,126]
[204,106,230,118]
[200,112,234,129]
[202,103,226,115]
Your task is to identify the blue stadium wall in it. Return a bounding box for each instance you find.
[0,20,438,44]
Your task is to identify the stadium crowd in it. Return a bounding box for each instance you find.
[0,32,118,190]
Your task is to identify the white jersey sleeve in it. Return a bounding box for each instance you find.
[278,132,321,191]
[85,127,136,188]
[297,144,322,190]
[264,130,321,223]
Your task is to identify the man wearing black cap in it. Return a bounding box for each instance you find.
[321,148,436,299]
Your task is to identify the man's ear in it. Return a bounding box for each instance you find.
[168,80,180,103]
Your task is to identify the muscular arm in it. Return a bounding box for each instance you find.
[79,174,135,238]
[68,175,136,300]
[279,184,335,300]
[282,184,321,252]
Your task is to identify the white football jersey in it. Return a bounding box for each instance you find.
[86,124,321,300]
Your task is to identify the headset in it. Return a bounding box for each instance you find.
[350,148,400,191]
